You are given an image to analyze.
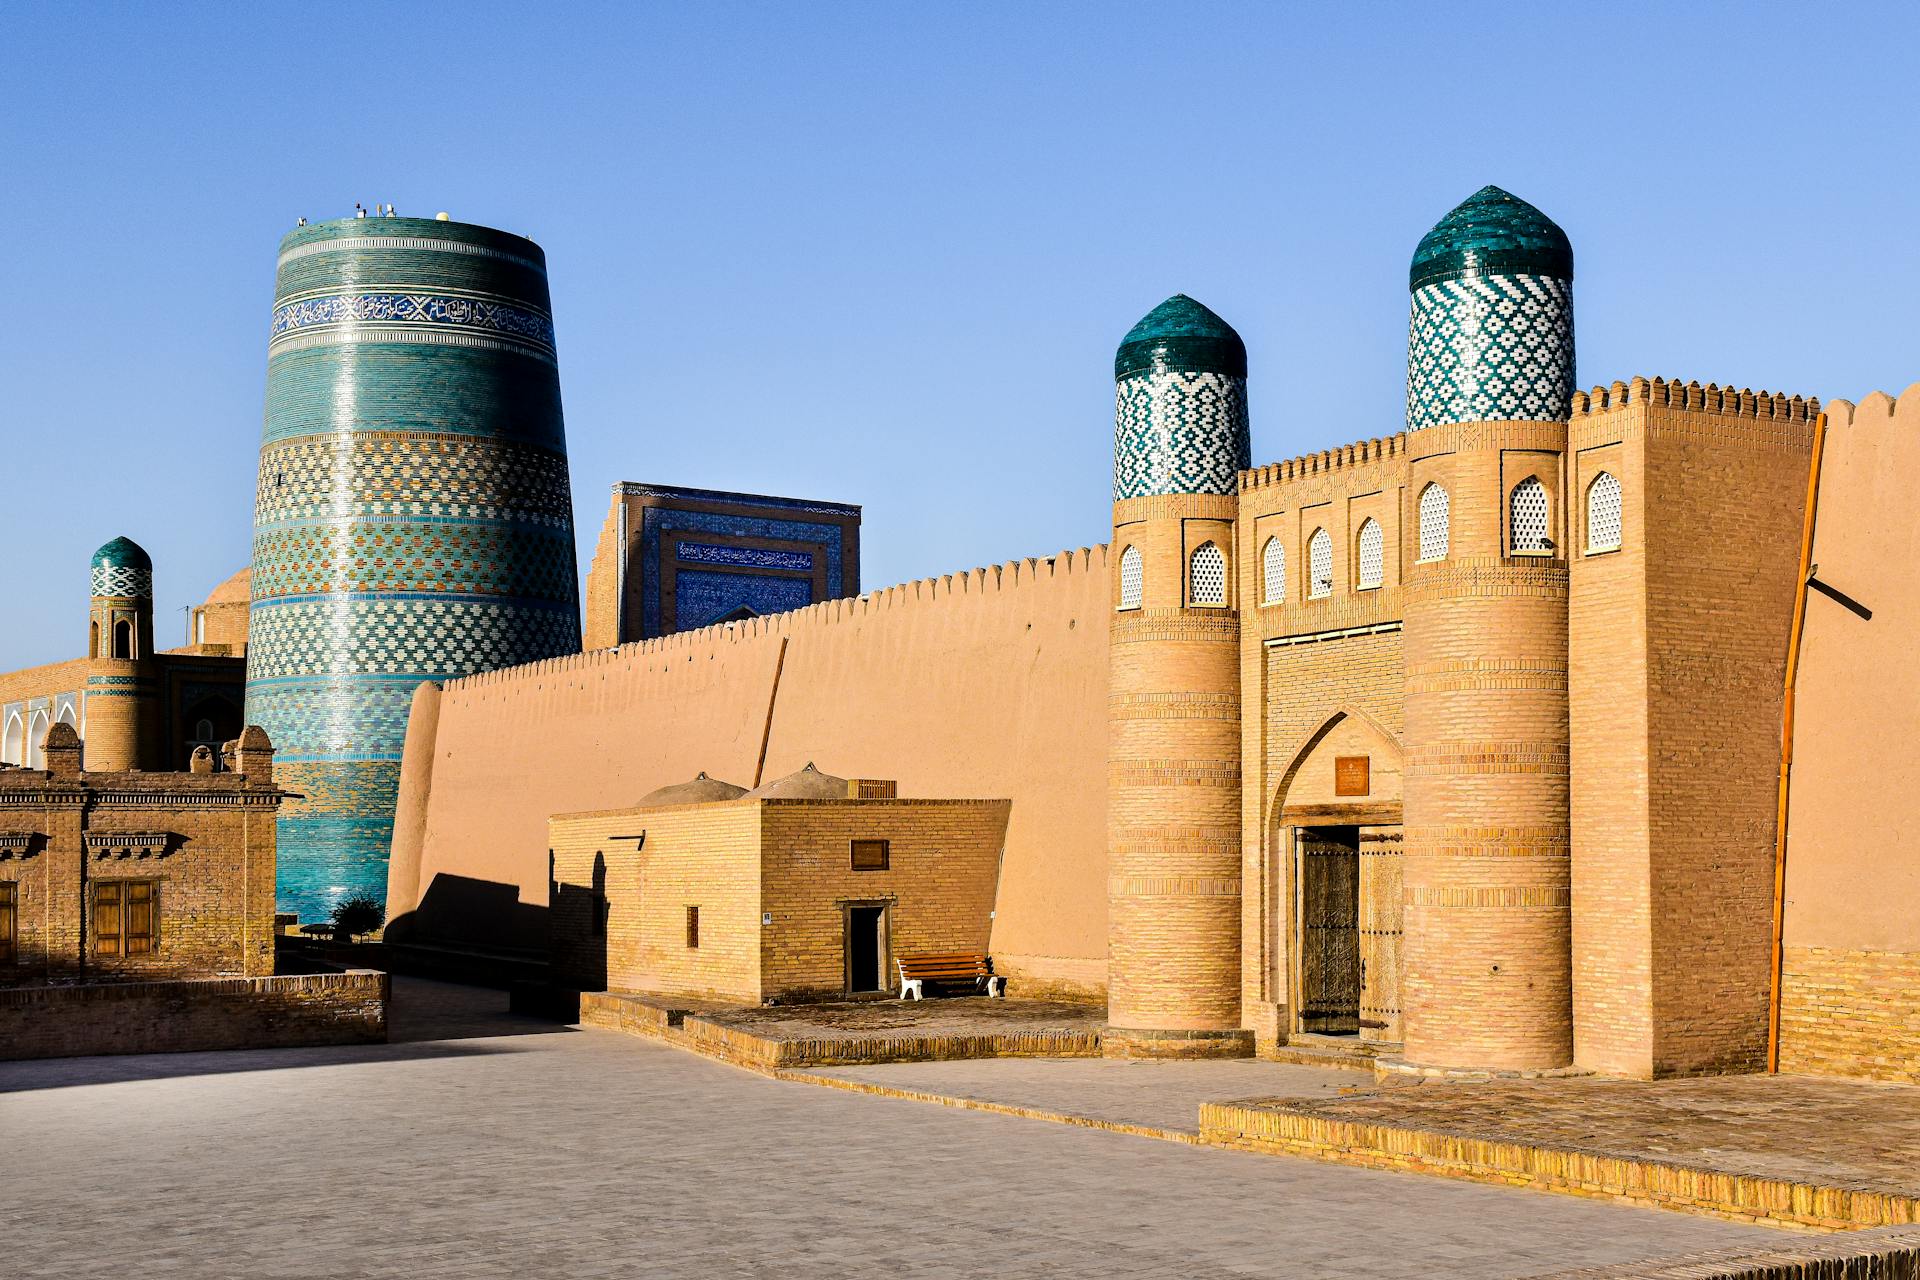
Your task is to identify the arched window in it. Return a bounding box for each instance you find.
[194,719,215,743]
[27,710,49,770]
[1308,528,1333,599]
[1511,475,1552,554]
[1189,542,1226,606]
[1356,518,1384,590]
[112,619,133,660]
[1418,483,1449,562]
[89,621,99,659]
[1261,536,1285,605]
[1586,471,1622,552]
[2,714,22,766]
[1117,545,1143,610]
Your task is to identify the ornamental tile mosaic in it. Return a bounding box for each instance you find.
[269,291,555,354]
[677,542,815,573]
[634,497,856,639]
[1113,370,1251,500]
[673,570,816,631]
[253,218,580,913]
[254,435,574,527]
[1406,274,1574,431]
[89,563,152,599]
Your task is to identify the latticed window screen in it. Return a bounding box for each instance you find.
[1356,518,1384,589]
[1587,471,1622,551]
[1418,484,1449,561]
[1261,537,1285,604]
[1118,545,1143,610]
[1308,528,1333,599]
[1189,542,1226,606]
[1511,476,1551,553]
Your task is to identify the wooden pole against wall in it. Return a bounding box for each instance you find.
[1768,412,1827,1073]
[752,636,789,788]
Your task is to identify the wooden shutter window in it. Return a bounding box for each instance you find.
[126,880,156,955]
[850,839,890,871]
[685,905,699,949]
[94,881,123,956]
[0,882,15,964]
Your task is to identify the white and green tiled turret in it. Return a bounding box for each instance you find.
[1105,296,1254,1059]
[249,215,582,922]
[1399,187,1579,1073]
[1112,294,1252,499]
[1406,185,1574,430]
[86,536,159,771]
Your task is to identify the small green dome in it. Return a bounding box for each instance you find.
[1410,186,1572,291]
[91,536,152,573]
[1114,295,1247,381]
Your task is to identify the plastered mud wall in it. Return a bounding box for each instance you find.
[1778,385,1920,1082]
[389,547,1110,995]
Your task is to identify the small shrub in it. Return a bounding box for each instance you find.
[330,895,385,942]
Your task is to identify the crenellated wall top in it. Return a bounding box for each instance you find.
[1570,376,1819,422]
[442,544,1110,691]
[1239,435,1408,493]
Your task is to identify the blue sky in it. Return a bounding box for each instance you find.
[2,1,1915,671]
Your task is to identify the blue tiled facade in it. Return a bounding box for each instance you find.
[248,216,581,921]
[607,485,861,640]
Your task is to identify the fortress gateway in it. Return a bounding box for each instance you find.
[379,186,1915,1082]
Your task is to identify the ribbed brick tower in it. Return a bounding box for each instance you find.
[249,213,581,922]
[84,536,160,771]
[1105,295,1253,1058]
[1400,187,1576,1070]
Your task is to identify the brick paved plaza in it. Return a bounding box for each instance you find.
[0,979,1790,1278]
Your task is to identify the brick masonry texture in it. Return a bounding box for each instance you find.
[550,795,1008,1003]
[0,969,387,1060]
[1778,945,1920,1084]
[0,725,282,983]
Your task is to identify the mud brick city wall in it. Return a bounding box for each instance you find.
[1780,386,1920,1083]
[0,970,388,1061]
[1236,439,1408,1046]
[393,548,1108,996]
[550,804,761,1002]
[758,799,1009,998]
[1637,385,1811,1076]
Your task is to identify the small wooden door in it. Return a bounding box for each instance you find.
[1358,825,1403,1042]
[1297,826,1360,1033]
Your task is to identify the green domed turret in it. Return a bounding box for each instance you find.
[1410,185,1573,290]
[1112,295,1251,500]
[90,536,153,598]
[1406,186,1575,431]
[1113,294,1248,381]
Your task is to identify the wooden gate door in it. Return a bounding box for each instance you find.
[1358,825,1403,1042]
[1297,826,1360,1033]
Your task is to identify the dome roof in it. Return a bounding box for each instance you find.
[1410,186,1572,291]
[204,567,251,607]
[91,536,152,572]
[636,771,748,808]
[1114,295,1247,381]
[744,762,849,801]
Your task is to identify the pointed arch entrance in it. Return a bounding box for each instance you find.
[1271,707,1405,1044]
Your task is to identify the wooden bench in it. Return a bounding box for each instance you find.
[896,953,1004,1000]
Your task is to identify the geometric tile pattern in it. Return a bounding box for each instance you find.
[1357,517,1384,589]
[677,542,814,573]
[673,570,815,630]
[1261,537,1284,604]
[1510,475,1551,553]
[1407,274,1574,431]
[89,562,152,599]
[1418,483,1450,561]
[1113,370,1251,500]
[1119,545,1143,609]
[1308,527,1333,598]
[632,489,856,639]
[250,216,582,918]
[1189,542,1226,606]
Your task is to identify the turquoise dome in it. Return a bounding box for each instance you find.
[1409,186,1572,291]
[91,536,152,573]
[1114,294,1247,381]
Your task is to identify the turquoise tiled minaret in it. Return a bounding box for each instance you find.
[1113,294,1251,499]
[1406,186,1574,430]
[249,215,581,921]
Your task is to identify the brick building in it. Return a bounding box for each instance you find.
[549,764,1008,1003]
[0,538,247,774]
[0,722,283,983]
